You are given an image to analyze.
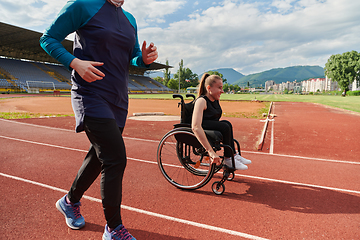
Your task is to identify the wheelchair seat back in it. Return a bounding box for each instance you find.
[172,94,223,150]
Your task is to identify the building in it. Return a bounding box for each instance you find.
[301,78,326,93]
[264,80,275,91]
[324,76,339,91]
[351,78,360,91]
[269,80,302,93]
[268,77,344,94]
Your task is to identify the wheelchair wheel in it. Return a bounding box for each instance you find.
[227,172,234,181]
[157,129,216,190]
[211,181,225,195]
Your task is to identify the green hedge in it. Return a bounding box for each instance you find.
[348,90,360,96]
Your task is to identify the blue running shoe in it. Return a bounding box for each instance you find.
[103,224,136,240]
[56,194,85,230]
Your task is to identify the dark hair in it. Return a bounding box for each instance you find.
[198,73,222,97]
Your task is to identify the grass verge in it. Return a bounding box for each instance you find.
[223,101,270,119]
[0,112,73,119]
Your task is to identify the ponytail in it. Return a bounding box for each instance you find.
[197,73,222,97]
[198,73,210,97]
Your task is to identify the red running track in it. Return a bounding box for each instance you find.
[0,102,359,239]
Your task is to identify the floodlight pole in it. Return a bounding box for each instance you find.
[178,62,181,93]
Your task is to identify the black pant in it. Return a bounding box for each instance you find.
[202,119,235,157]
[68,116,126,229]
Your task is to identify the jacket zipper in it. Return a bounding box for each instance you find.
[115,6,121,28]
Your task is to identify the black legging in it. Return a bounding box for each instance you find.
[202,119,235,158]
[68,116,126,229]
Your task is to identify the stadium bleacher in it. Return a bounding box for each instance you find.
[129,75,170,92]
[0,22,173,93]
[0,58,70,91]
[0,57,170,93]
[47,64,71,80]
[0,79,13,88]
[128,79,147,91]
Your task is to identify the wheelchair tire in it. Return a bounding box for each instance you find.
[211,181,225,195]
[227,172,235,181]
[157,129,216,190]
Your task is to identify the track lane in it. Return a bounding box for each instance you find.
[1,118,360,239]
[2,99,360,240]
[2,124,359,194]
[273,102,360,162]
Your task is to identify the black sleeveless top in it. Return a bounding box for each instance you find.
[200,95,222,121]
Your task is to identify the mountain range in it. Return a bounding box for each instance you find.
[205,68,245,84]
[213,66,325,86]
[148,65,325,87]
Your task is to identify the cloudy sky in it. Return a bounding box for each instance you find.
[0,0,359,75]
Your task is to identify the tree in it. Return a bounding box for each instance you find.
[174,59,183,91]
[163,59,171,87]
[223,83,229,93]
[325,50,360,96]
[153,76,163,84]
[173,59,199,89]
[233,84,240,92]
[229,84,235,92]
[167,79,178,90]
[207,70,227,84]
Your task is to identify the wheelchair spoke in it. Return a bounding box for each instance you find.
[157,130,215,190]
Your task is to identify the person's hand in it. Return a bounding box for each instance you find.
[142,41,158,65]
[208,151,221,166]
[70,58,105,83]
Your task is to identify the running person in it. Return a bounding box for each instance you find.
[40,0,158,239]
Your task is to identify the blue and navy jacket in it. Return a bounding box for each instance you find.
[40,0,147,132]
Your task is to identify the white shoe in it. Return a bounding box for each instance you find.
[235,154,252,165]
[224,157,248,170]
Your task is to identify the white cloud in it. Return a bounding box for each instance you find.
[124,0,185,27]
[0,1,67,30]
[137,0,360,74]
[271,0,296,13]
[0,0,359,75]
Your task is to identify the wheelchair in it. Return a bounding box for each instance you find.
[156,94,242,195]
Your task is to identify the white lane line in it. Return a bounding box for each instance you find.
[1,135,359,195]
[130,156,360,195]
[0,135,87,153]
[0,172,268,240]
[1,119,359,165]
[2,134,357,166]
[0,118,74,132]
[122,136,159,143]
[0,118,158,143]
[234,173,360,195]
[241,150,360,165]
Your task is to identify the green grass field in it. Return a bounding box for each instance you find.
[129,93,360,113]
[1,93,359,120]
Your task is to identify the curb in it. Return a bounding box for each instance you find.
[257,102,273,151]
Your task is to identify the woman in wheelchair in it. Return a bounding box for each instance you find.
[191,73,251,170]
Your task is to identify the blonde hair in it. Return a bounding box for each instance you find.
[198,73,222,97]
